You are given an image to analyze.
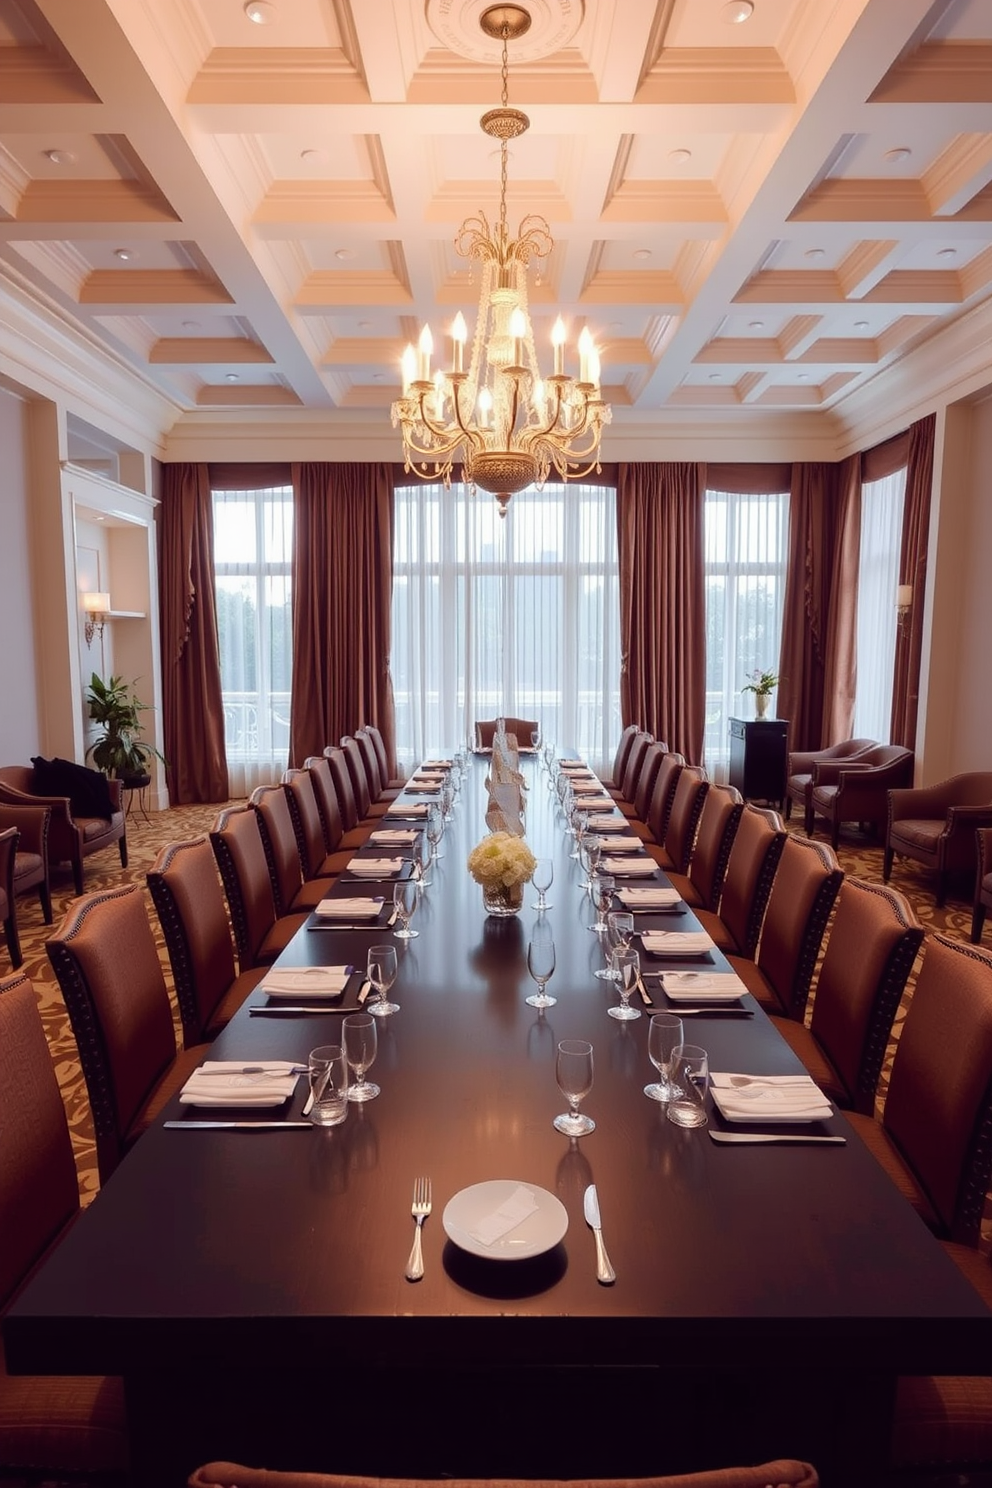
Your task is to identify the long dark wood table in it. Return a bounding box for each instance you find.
[6,758,992,1486]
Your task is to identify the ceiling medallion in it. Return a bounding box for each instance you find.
[425,0,583,64]
[392,4,608,517]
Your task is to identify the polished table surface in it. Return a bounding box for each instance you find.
[6,758,992,1484]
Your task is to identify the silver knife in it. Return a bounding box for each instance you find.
[250,1006,354,1015]
[583,1184,616,1285]
[164,1121,314,1130]
[708,1131,846,1145]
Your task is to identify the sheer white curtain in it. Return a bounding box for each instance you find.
[703,487,789,778]
[391,482,620,771]
[212,485,294,796]
[853,468,907,742]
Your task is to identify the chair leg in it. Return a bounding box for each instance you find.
[38,881,52,924]
[784,797,792,820]
[72,858,84,896]
[831,818,840,850]
[804,804,814,837]
[973,905,988,944]
[119,835,128,869]
[3,914,22,970]
[883,846,893,882]
[936,872,946,908]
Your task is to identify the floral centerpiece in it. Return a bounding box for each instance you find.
[468,831,537,917]
[741,668,778,718]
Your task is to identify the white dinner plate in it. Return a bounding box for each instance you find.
[442,1180,568,1261]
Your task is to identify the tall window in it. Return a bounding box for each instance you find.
[212,484,294,795]
[703,486,789,775]
[391,482,620,769]
[853,467,907,742]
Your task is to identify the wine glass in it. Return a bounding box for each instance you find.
[531,857,554,911]
[342,1012,379,1101]
[597,910,634,982]
[589,873,616,935]
[427,803,444,863]
[645,1013,684,1102]
[415,825,432,888]
[366,944,399,1017]
[579,835,601,893]
[608,944,641,1021]
[530,727,541,752]
[526,926,557,1009]
[553,1040,595,1137]
[393,877,419,939]
[569,806,588,859]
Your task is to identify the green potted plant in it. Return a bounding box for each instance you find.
[741,668,778,719]
[84,673,165,782]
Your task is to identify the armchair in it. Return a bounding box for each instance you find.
[884,772,992,906]
[807,744,914,849]
[474,718,540,750]
[0,764,126,896]
[972,827,992,945]
[785,738,876,832]
[0,800,52,922]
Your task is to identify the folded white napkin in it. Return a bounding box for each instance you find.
[422,759,451,769]
[387,802,428,816]
[412,772,445,784]
[618,885,682,907]
[602,856,658,877]
[710,1073,833,1124]
[660,971,747,1002]
[640,930,714,956]
[587,815,626,831]
[260,965,352,1000]
[405,783,440,794]
[559,760,590,771]
[180,1060,301,1108]
[314,897,384,919]
[597,835,644,852]
[469,1184,540,1246]
[370,828,417,845]
[347,857,403,877]
[574,795,610,810]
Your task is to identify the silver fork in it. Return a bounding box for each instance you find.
[405,1176,432,1282]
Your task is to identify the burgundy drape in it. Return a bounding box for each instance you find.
[158,464,229,803]
[617,463,706,763]
[821,456,862,746]
[890,414,935,751]
[289,463,396,771]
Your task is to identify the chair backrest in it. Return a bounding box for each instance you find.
[250,784,305,914]
[0,970,80,1311]
[631,741,665,822]
[210,805,281,969]
[662,767,709,874]
[305,756,345,852]
[788,739,876,779]
[324,746,362,831]
[284,769,331,879]
[883,933,992,1245]
[364,723,393,785]
[340,736,374,817]
[618,730,652,802]
[755,836,843,1021]
[608,722,640,787]
[474,718,540,749]
[684,785,744,911]
[716,804,787,957]
[354,729,386,798]
[809,879,923,1114]
[47,884,177,1182]
[645,754,685,842]
[0,824,16,930]
[147,836,240,1044]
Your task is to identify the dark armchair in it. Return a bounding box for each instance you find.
[785,738,876,833]
[884,772,992,906]
[0,763,126,896]
[807,744,914,849]
[972,827,992,944]
[0,799,52,922]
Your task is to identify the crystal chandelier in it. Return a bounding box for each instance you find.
[391,3,611,518]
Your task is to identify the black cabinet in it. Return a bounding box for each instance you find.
[728,717,788,807]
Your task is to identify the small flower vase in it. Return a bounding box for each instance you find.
[483,882,524,918]
[754,692,771,719]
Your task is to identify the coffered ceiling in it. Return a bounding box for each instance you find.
[1,0,991,443]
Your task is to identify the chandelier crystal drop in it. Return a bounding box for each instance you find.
[391,3,610,517]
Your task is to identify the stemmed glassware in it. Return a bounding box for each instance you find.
[608,944,641,1021]
[343,1012,379,1101]
[530,727,541,752]
[393,877,419,939]
[589,873,616,935]
[426,803,444,865]
[569,806,588,860]
[645,1013,684,1102]
[531,857,554,912]
[597,909,633,981]
[579,836,601,893]
[526,924,557,1009]
[366,943,399,1017]
[553,1040,596,1137]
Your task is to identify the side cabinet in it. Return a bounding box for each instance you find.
[728,717,788,807]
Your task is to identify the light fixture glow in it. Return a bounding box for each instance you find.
[113,248,133,262]
[721,1,754,22]
[82,592,110,648]
[44,148,75,166]
[884,147,912,163]
[244,0,275,22]
[390,5,609,518]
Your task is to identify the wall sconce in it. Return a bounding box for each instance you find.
[896,583,912,632]
[83,592,110,648]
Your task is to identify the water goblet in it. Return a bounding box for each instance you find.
[366,943,399,1017]
[530,727,541,752]
[393,877,420,939]
[569,807,588,860]
[608,945,642,1020]
[427,803,444,863]
[553,1040,596,1137]
[531,857,554,912]
[666,1044,710,1128]
[579,836,601,893]
[645,1014,684,1102]
[342,1012,379,1101]
[597,910,633,981]
[526,926,557,1009]
[589,873,616,935]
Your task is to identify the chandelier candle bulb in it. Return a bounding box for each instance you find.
[418,324,433,381]
[552,316,566,376]
[578,327,592,384]
[452,312,467,373]
[510,306,527,368]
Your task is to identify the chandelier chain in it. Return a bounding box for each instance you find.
[499,25,509,242]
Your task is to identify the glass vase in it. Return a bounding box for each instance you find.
[482,882,524,918]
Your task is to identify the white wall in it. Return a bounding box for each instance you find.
[0,385,41,761]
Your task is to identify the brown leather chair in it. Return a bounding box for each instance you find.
[210,805,309,968]
[884,771,992,906]
[727,836,843,1021]
[362,723,406,791]
[784,738,876,828]
[304,755,352,856]
[0,970,128,1477]
[646,767,709,875]
[323,746,377,847]
[283,769,352,881]
[341,734,391,818]
[807,743,914,848]
[973,827,992,945]
[612,729,654,818]
[770,879,923,1112]
[695,805,787,958]
[251,784,334,912]
[666,784,744,911]
[474,717,541,750]
[353,728,402,801]
[600,722,640,796]
[147,836,267,1044]
[46,884,211,1183]
[845,934,992,1246]
[187,1462,819,1488]
[0,762,126,895]
[635,752,685,845]
[0,800,52,924]
[0,827,20,969]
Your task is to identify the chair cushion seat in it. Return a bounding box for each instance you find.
[257,911,311,964]
[889,818,944,855]
[317,849,354,877]
[290,877,337,912]
[725,954,786,1015]
[0,1338,128,1475]
[692,908,739,954]
[124,1041,212,1148]
[12,851,43,888]
[844,1111,941,1231]
[767,1017,849,1106]
[80,813,123,842]
[665,870,703,907]
[204,969,268,1040]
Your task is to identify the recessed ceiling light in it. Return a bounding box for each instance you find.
[708,372,721,381]
[113,248,134,262]
[748,320,765,330]
[182,320,201,331]
[335,248,355,261]
[937,247,958,259]
[804,247,825,260]
[300,148,326,163]
[244,0,275,22]
[633,248,652,261]
[358,320,372,330]
[372,373,384,382]
[884,147,912,164]
[225,373,240,382]
[854,320,869,329]
[44,149,75,166]
[797,373,809,381]
[721,1,754,22]
[668,148,692,165]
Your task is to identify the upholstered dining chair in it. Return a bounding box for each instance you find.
[600,722,640,797]
[844,933,992,1246]
[611,730,655,818]
[635,752,686,846]
[250,784,334,912]
[0,827,20,969]
[784,738,875,826]
[646,767,709,875]
[46,884,210,1183]
[187,1461,819,1488]
[210,805,310,969]
[362,723,406,792]
[806,744,914,847]
[323,747,378,848]
[0,762,127,895]
[0,799,52,924]
[666,784,744,912]
[304,755,352,855]
[884,771,992,906]
[973,827,992,945]
[624,739,666,831]
[338,734,389,819]
[769,878,923,1112]
[283,769,352,882]
[725,836,843,1021]
[695,805,787,958]
[0,970,129,1479]
[147,836,267,1044]
[474,717,540,750]
[353,727,402,801]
